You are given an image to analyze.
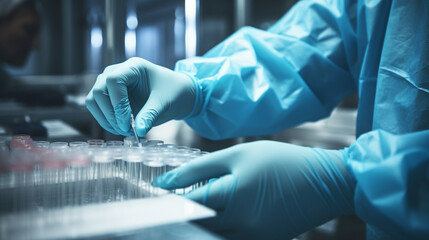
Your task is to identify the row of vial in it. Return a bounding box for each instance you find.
[0,135,208,212]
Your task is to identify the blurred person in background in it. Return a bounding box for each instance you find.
[0,0,40,99]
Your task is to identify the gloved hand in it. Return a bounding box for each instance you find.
[86,57,199,136]
[152,141,356,239]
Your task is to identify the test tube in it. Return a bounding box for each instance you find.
[10,135,31,149]
[188,148,201,190]
[159,144,177,152]
[8,148,36,212]
[122,147,144,199]
[175,146,193,162]
[69,141,90,198]
[142,139,165,192]
[30,141,50,190]
[158,144,177,171]
[164,147,182,172]
[69,141,88,149]
[12,134,31,139]
[144,140,164,148]
[123,136,136,148]
[106,140,123,146]
[67,148,92,206]
[92,148,114,178]
[87,139,105,145]
[50,142,69,149]
[198,151,211,188]
[33,141,50,148]
[40,148,68,209]
[190,148,201,157]
[50,142,69,206]
[92,148,115,202]
[86,140,106,182]
[142,149,166,191]
[106,140,123,178]
[173,146,195,194]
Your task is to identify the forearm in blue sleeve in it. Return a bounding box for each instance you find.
[343,129,429,239]
[176,0,358,140]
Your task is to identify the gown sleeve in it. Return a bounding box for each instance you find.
[344,129,429,239]
[175,0,358,140]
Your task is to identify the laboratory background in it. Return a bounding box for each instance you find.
[0,0,366,239]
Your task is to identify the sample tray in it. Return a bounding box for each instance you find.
[0,177,215,240]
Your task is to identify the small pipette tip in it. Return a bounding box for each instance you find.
[130,114,142,147]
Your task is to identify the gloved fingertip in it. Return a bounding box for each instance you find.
[135,117,150,137]
[151,178,160,187]
[151,171,179,189]
[136,128,148,138]
[183,188,205,204]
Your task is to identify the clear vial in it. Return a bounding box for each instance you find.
[173,146,197,194]
[87,139,106,150]
[92,148,115,203]
[10,135,31,149]
[8,148,35,212]
[142,149,166,187]
[106,140,124,178]
[165,151,186,172]
[87,139,105,144]
[10,135,32,149]
[49,145,69,207]
[190,148,201,156]
[123,136,136,147]
[144,140,164,148]
[123,137,148,148]
[39,149,67,209]
[92,149,114,178]
[122,148,143,179]
[69,141,88,149]
[12,134,31,139]
[33,141,50,148]
[122,147,144,199]
[50,142,69,149]
[175,146,193,163]
[67,148,92,206]
[106,140,123,146]
[198,151,211,188]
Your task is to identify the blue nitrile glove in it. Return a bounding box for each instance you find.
[152,141,355,239]
[86,57,200,136]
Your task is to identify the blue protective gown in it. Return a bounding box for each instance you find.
[175,0,429,239]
